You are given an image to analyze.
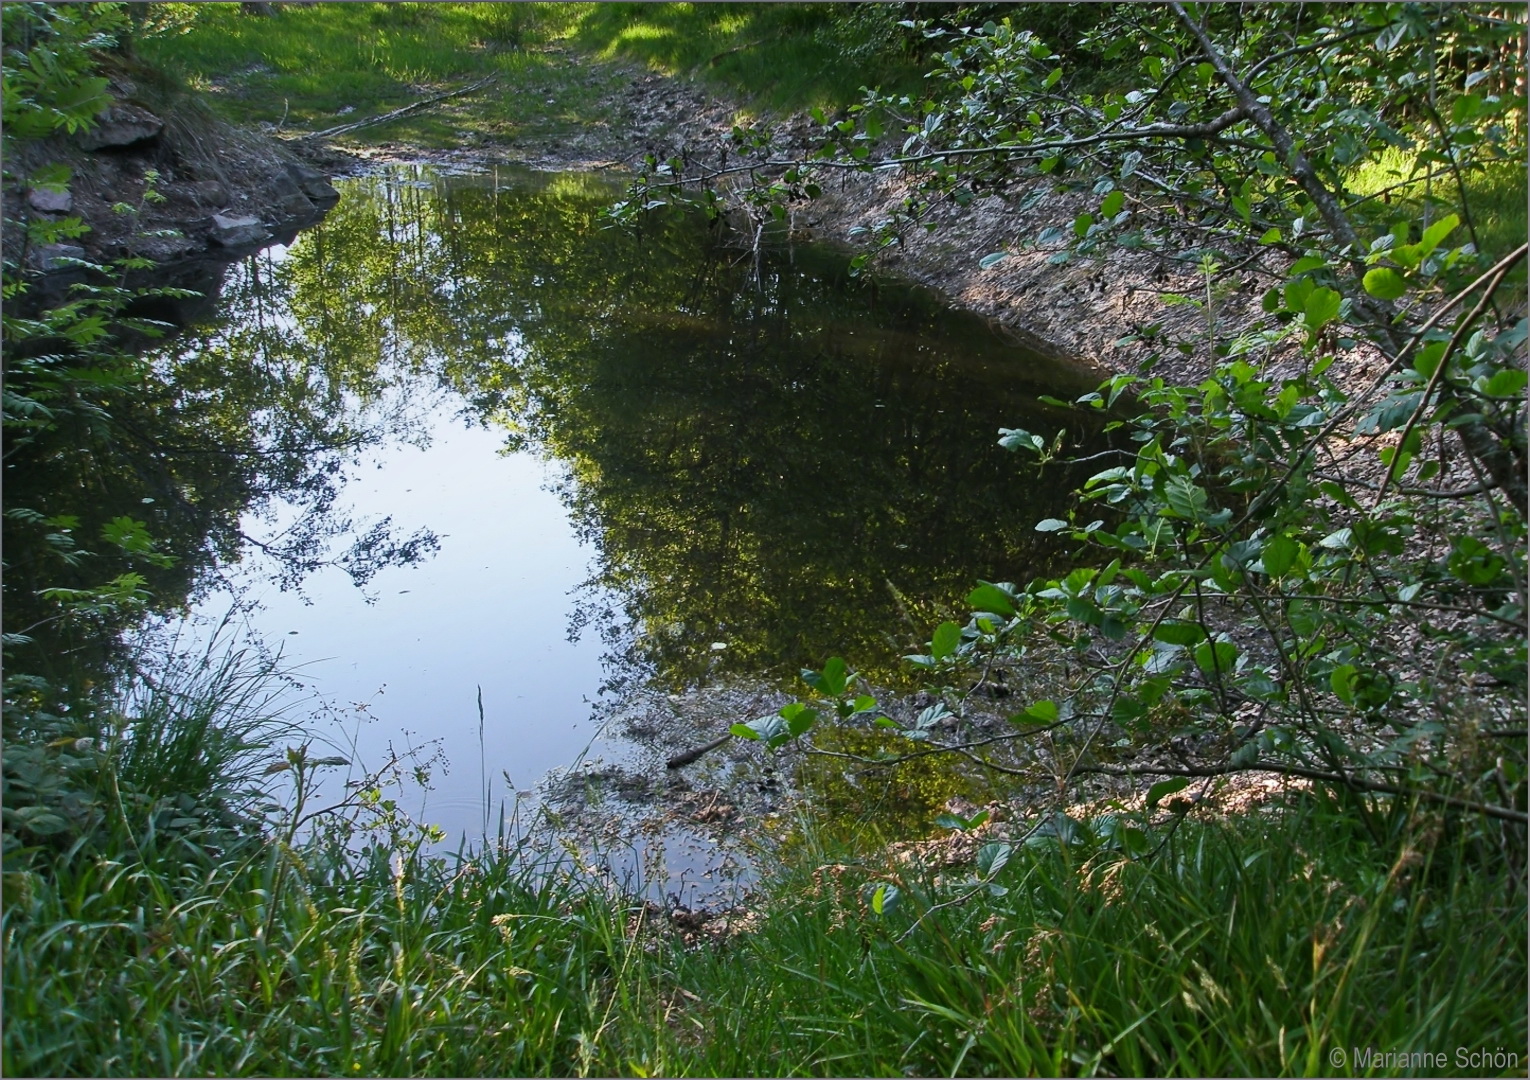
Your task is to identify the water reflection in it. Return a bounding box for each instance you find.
[264,165,1104,693]
[49,163,1114,859]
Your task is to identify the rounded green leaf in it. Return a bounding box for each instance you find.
[968,583,1017,617]
[1303,286,1343,330]
[1021,699,1060,724]
[1261,534,1298,577]
[1152,620,1206,646]
[1362,267,1407,301]
[930,620,962,661]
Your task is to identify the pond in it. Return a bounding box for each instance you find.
[139,164,1106,895]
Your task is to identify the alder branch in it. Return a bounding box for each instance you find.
[652,107,1251,189]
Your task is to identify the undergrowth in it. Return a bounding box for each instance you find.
[1348,145,1529,266]
[6,643,1524,1077]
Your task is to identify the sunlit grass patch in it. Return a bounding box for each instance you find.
[134,3,618,149]
[1347,144,1527,266]
[546,1,927,115]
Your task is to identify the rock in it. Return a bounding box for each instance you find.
[208,213,269,248]
[265,169,316,217]
[27,187,72,214]
[268,169,302,199]
[277,190,317,217]
[77,103,164,151]
[189,180,228,208]
[284,162,339,204]
[132,234,200,262]
[28,243,87,271]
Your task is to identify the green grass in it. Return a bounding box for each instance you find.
[134,2,930,150]
[547,2,928,116]
[7,647,1524,1079]
[634,801,1526,1077]
[1347,144,1528,266]
[134,3,622,149]
[3,828,639,1075]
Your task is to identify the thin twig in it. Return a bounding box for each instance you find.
[299,75,497,141]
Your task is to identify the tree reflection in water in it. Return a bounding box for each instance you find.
[271,165,1107,691]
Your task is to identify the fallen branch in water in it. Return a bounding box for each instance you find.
[299,75,498,141]
[666,734,732,770]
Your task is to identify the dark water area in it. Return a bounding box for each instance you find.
[10,163,1112,877]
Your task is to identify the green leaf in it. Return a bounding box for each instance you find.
[1152,620,1206,646]
[1418,213,1459,258]
[1362,267,1407,300]
[1022,699,1059,724]
[930,620,962,661]
[1164,476,1209,520]
[976,841,1012,878]
[1284,276,1315,312]
[968,583,1016,617]
[1115,824,1150,856]
[978,252,1007,269]
[1303,286,1343,331]
[1258,227,1282,245]
[781,703,819,738]
[1229,741,1260,767]
[1262,534,1298,577]
[1101,190,1125,218]
[936,808,990,832]
[1412,342,1447,379]
[1146,776,1189,809]
[822,656,848,696]
[869,883,901,915]
[730,722,763,741]
[803,657,849,696]
[1193,638,1239,677]
[1483,369,1527,397]
[1035,518,1069,532]
[1330,664,1358,704]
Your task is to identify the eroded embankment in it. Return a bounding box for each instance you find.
[4,69,344,283]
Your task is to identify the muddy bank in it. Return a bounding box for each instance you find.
[3,70,342,285]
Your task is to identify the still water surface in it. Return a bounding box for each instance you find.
[169,164,1102,860]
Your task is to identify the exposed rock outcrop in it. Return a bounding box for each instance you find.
[208,212,269,248]
[4,74,341,283]
[75,102,164,151]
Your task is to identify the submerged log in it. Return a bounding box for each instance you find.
[665,734,732,770]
